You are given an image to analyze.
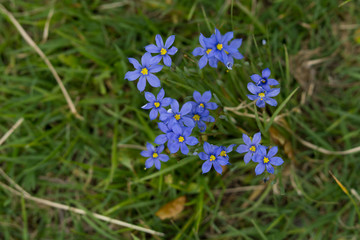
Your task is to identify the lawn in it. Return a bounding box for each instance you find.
[0,0,359,239]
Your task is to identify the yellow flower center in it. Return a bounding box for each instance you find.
[209,155,216,161]
[193,114,200,121]
[263,157,269,164]
[160,48,167,55]
[216,43,223,50]
[175,114,181,120]
[249,146,256,152]
[258,92,265,100]
[178,136,184,142]
[141,68,148,75]
[152,153,158,158]
[220,151,227,157]
[206,49,212,54]
[199,103,204,108]
[154,102,160,108]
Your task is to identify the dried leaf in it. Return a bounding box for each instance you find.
[155,196,186,220]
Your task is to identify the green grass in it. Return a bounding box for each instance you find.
[0,0,359,239]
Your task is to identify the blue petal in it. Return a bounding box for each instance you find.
[168,141,180,153]
[180,143,189,154]
[182,116,195,127]
[270,157,284,166]
[141,52,152,66]
[125,70,140,81]
[198,55,208,69]
[145,44,160,53]
[145,158,154,169]
[197,121,207,132]
[198,152,208,161]
[167,46,178,55]
[222,32,233,43]
[149,108,158,120]
[155,134,167,144]
[185,136,198,146]
[137,76,146,92]
[147,74,161,87]
[236,144,248,153]
[161,97,172,107]
[267,78,279,86]
[145,92,155,102]
[256,99,266,108]
[244,151,252,164]
[157,88,165,100]
[203,142,211,154]
[250,74,262,83]
[209,57,218,68]
[163,55,172,67]
[159,154,169,162]
[193,47,205,56]
[128,58,141,69]
[255,163,265,175]
[266,164,274,174]
[247,94,258,101]
[165,35,175,48]
[229,39,242,49]
[201,91,212,103]
[247,82,261,94]
[252,132,261,145]
[213,161,223,174]
[267,88,280,97]
[149,64,163,73]
[242,133,251,145]
[262,68,271,78]
[202,160,212,174]
[265,98,277,106]
[268,146,278,157]
[154,159,161,170]
[171,99,180,113]
[206,102,218,110]
[155,34,164,47]
[141,150,151,157]
[180,102,193,115]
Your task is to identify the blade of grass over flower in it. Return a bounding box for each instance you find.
[136,156,197,182]
[264,87,299,132]
[254,104,266,137]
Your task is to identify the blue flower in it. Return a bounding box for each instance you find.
[160,100,194,127]
[247,82,280,108]
[141,88,172,120]
[124,53,163,92]
[141,143,169,170]
[253,146,284,175]
[167,124,199,154]
[189,90,218,114]
[198,142,229,174]
[250,68,279,91]
[154,122,173,145]
[203,28,234,64]
[188,109,215,132]
[224,39,244,70]
[145,35,178,67]
[219,144,236,161]
[192,33,217,69]
[236,132,261,164]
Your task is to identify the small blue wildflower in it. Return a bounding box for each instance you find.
[236,132,261,164]
[192,33,216,69]
[247,82,280,108]
[145,34,178,67]
[198,142,229,174]
[188,109,215,132]
[124,53,163,92]
[253,146,284,175]
[141,143,169,170]
[189,90,218,114]
[250,68,279,91]
[224,39,244,70]
[219,144,236,161]
[203,28,234,64]
[167,124,198,154]
[141,88,172,120]
[154,122,173,145]
[160,100,194,127]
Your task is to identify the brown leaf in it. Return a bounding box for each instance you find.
[155,196,186,220]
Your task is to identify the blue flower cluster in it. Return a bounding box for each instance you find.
[236,132,283,175]
[125,30,285,178]
[247,68,280,108]
[192,28,243,70]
